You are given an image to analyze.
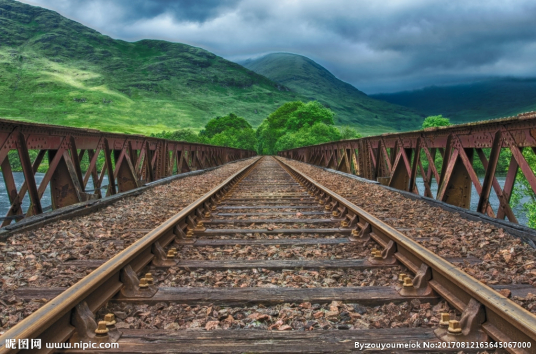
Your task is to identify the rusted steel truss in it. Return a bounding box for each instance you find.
[0,119,255,225]
[279,112,536,223]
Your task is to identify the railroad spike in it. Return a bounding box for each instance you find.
[344,211,358,226]
[104,313,121,342]
[366,240,397,265]
[118,264,157,298]
[69,302,99,344]
[173,225,188,240]
[439,313,450,328]
[332,206,348,222]
[350,222,371,242]
[188,213,206,232]
[447,320,462,334]
[402,277,413,287]
[95,321,109,335]
[152,241,177,267]
[399,263,434,297]
[139,278,149,288]
[435,298,488,343]
[70,301,120,344]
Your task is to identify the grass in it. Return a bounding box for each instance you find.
[0,0,302,134]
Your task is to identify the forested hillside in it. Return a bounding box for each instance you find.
[0,0,302,134]
[241,53,424,134]
[371,78,536,124]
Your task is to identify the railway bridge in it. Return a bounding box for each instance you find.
[1,114,536,353]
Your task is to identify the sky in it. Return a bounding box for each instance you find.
[18,0,536,94]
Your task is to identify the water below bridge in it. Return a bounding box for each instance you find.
[0,172,108,222]
[414,176,528,225]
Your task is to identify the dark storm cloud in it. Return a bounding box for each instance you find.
[25,0,241,23]
[18,0,536,93]
[113,0,240,23]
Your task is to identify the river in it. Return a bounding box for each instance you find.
[415,176,528,225]
[0,172,108,219]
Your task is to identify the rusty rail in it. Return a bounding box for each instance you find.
[278,112,536,224]
[276,157,536,353]
[0,119,256,226]
[0,156,262,354]
[2,155,535,353]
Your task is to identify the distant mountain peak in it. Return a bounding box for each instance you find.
[370,78,536,124]
[0,0,302,133]
[240,52,423,134]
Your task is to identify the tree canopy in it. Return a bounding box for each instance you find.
[339,126,362,140]
[149,101,360,154]
[422,115,451,129]
[274,122,342,152]
[152,114,257,150]
[200,113,253,138]
[256,101,341,154]
[150,128,200,143]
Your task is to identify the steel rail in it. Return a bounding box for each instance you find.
[276,157,536,354]
[0,156,262,354]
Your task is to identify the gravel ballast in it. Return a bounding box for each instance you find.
[281,158,536,312]
[0,158,256,331]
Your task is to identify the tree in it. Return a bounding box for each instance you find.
[339,126,362,140]
[202,113,257,150]
[285,101,335,131]
[256,100,338,154]
[265,101,304,131]
[210,127,257,150]
[422,115,451,129]
[149,113,258,151]
[151,128,200,143]
[274,123,341,152]
[200,113,253,138]
[255,120,279,155]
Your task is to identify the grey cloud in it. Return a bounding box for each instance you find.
[17,0,536,93]
[23,0,242,23]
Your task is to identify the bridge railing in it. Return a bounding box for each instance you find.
[278,112,536,224]
[0,119,256,226]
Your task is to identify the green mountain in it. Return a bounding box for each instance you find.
[0,0,302,134]
[240,53,424,135]
[371,78,536,124]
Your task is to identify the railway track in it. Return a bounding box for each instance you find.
[1,156,536,353]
